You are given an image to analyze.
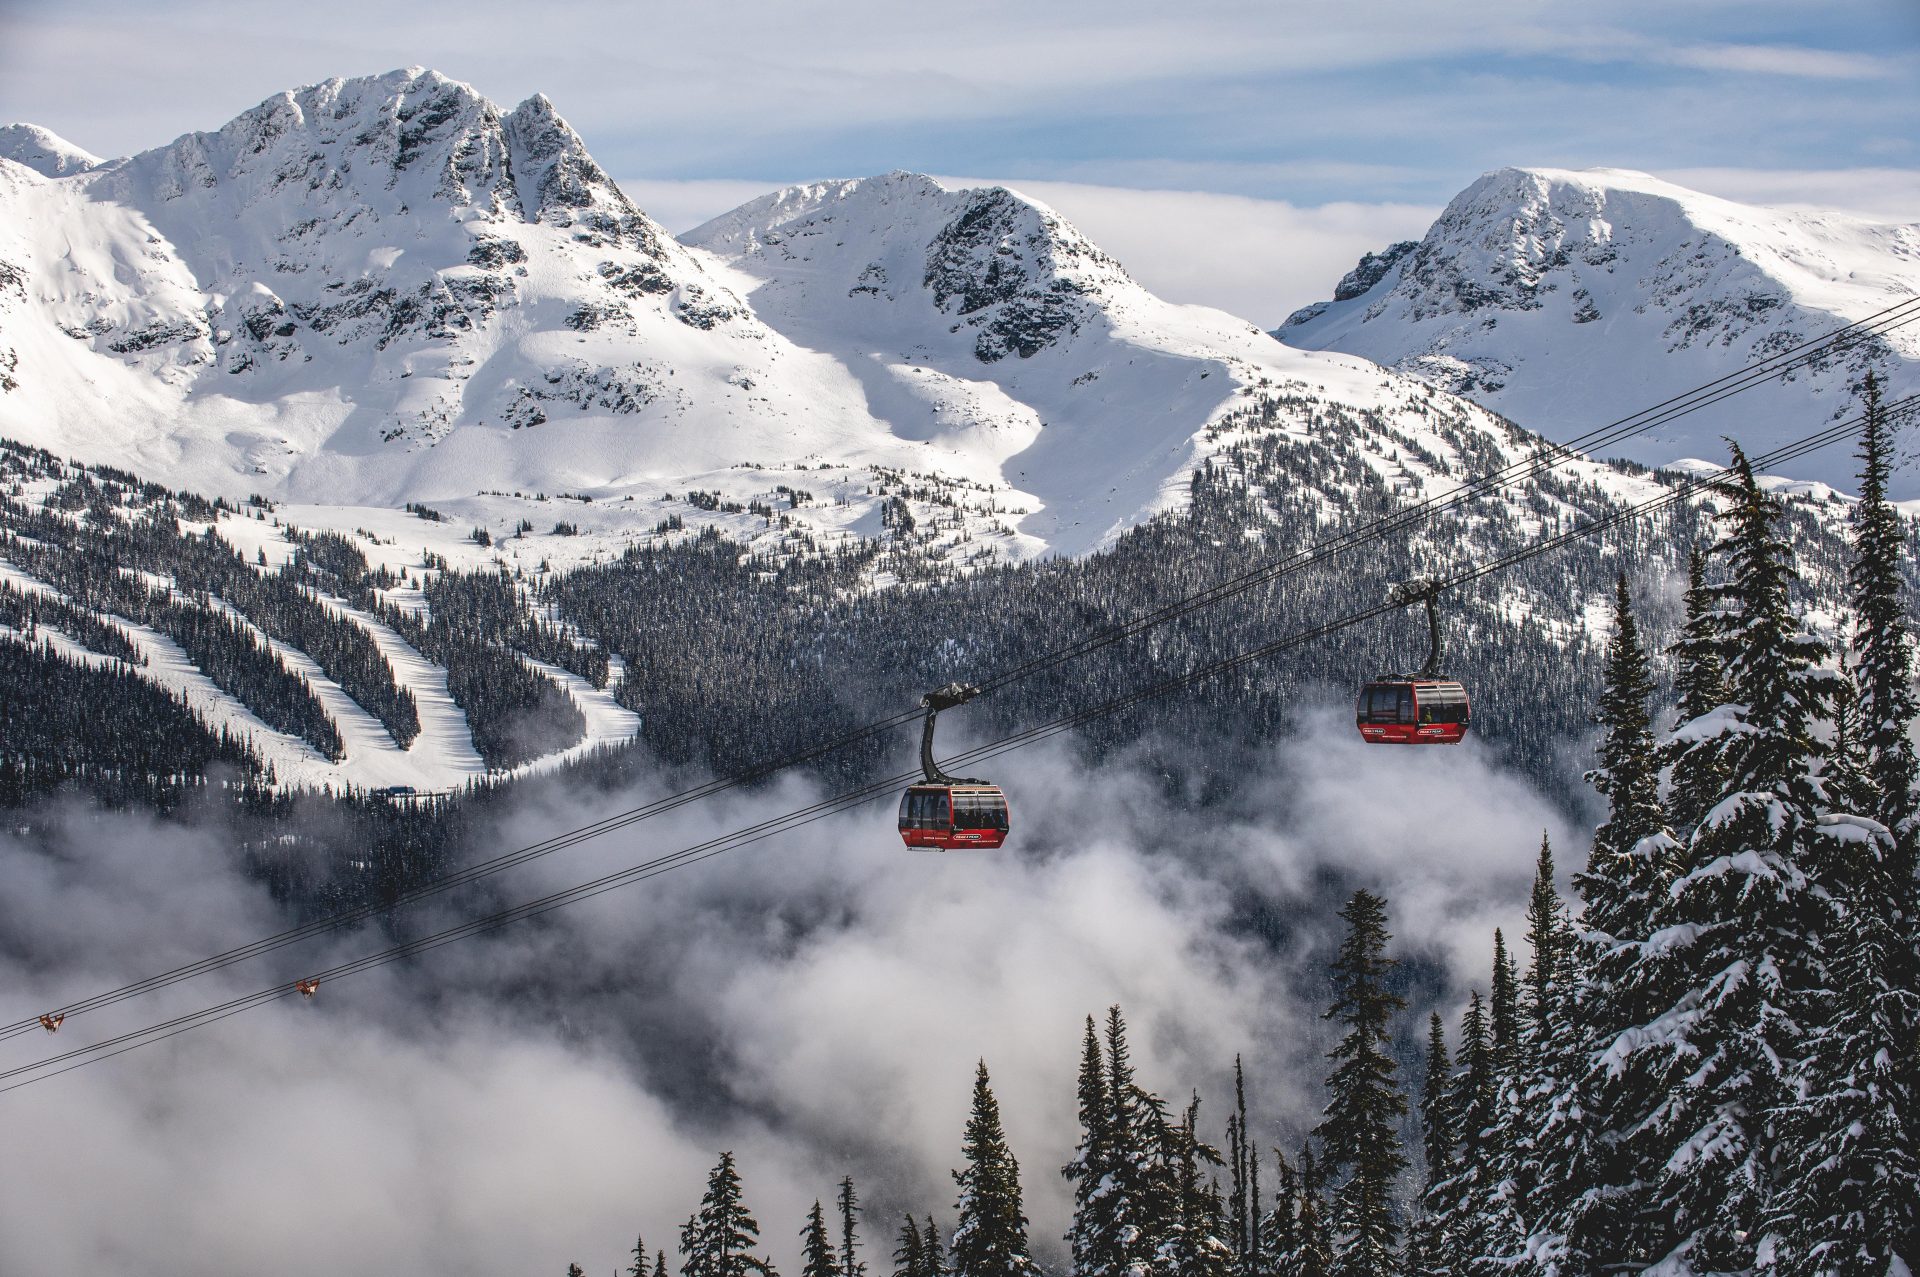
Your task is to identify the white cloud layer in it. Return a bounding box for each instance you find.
[0,709,1580,1276]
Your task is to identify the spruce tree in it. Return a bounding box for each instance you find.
[1295,1147,1333,1277]
[1262,1150,1301,1277]
[1764,376,1920,1276]
[894,1217,924,1277]
[1155,1095,1232,1277]
[1577,572,1678,942]
[682,1152,778,1277]
[1430,993,1494,1274]
[1403,1014,1452,1277]
[1064,1016,1121,1277]
[924,1218,946,1277]
[1481,920,1528,1268]
[1842,368,1920,1261]
[838,1177,865,1277]
[1229,1060,1251,1277]
[804,1202,842,1277]
[1599,446,1837,1273]
[1489,930,1520,1079]
[950,1061,1041,1277]
[1848,370,1920,845]
[1563,581,1678,1272]
[1664,545,1729,837]
[1102,1006,1158,1277]
[1509,839,1594,1277]
[657,1250,672,1277]
[569,1264,586,1277]
[1313,890,1409,1277]
[1765,815,1919,1276]
[632,1235,653,1277]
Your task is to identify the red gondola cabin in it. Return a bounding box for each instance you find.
[1355,679,1472,745]
[898,783,1010,851]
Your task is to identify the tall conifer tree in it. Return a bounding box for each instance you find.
[1065,1015,1122,1277]
[950,1062,1041,1277]
[838,1177,865,1277]
[924,1219,946,1277]
[804,1202,843,1277]
[682,1152,778,1277]
[1313,890,1408,1277]
[1599,446,1837,1273]
[1847,370,1920,845]
[1564,579,1679,1272]
[1489,931,1520,1079]
[1404,1014,1452,1277]
[1296,1147,1333,1277]
[1762,373,1920,1276]
[893,1217,924,1277]
[1263,1150,1301,1277]
[1578,573,1678,941]
[1664,546,1729,837]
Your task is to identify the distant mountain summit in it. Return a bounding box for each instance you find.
[1278,167,1920,495]
[0,123,102,176]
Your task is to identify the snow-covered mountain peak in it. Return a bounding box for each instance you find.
[687,170,1133,364]
[0,123,103,177]
[1280,166,1920,494]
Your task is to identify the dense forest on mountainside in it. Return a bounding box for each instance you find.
[0,379,1912,928]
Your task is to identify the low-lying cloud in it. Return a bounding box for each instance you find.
[0,705,1582,1276]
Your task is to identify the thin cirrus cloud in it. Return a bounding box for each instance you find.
[0,0,1910,209]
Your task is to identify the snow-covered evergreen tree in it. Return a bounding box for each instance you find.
[1065,1016,1122,1277]
[1228,1060,1256,1277]
[1155,1095,1233,1277]
[1505,837,1592,1277]
[924,1218,947,1277]
[1313,890,1408,1277]
[1578,573,1679,939]
[1263,1150,1302,1277]
[1840,369,1920,1266]
[1764,815,1918,1276]
[1295,1147,1333,1277]
[950,1062,1041,1277]
[1760,375,1920,1277]
[1664,546,1730,839]
[1847,371,1920,847]
[1561,575,1680,1273]
[1490,930,1520,1079]
[1101,1006,1163,1277]
[1428,992,1495,1275]
[1597,446,1838,1274]
[682,1152,778,1277]
[1403,1014,1452,1277]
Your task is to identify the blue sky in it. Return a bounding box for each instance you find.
[2,0,1914,323]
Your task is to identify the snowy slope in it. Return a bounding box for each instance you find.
[0,70,1668,563]
[0,69,898,510]
[1277,167,1920,496]
[682,171,1421,554]
[0,123,102,177]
